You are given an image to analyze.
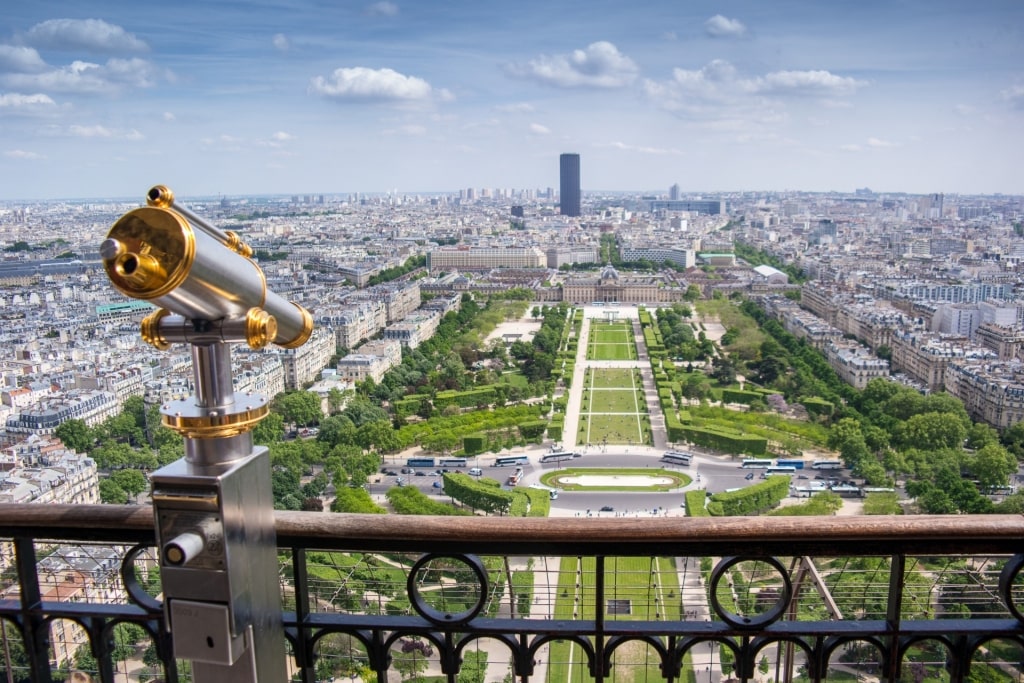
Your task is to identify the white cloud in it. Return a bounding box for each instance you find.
[365,2,399,17]
[65,124,144,140]
[69,124,113,137]
[0,45,48,73]
[867,137,897,148]
[5,149,44,159]
[529,123,550,135]
[24,19,148,54]
[754,70,866,96]
[0,92,56,108]
[310,66,435,101]
[505,41,638,89]
[163,111,176,121]
[271,131,295,142]
[1,57,164,93]
[382,124,426,136]
[495,102,535,113]
[840,144,862,152]
[273,34,290,52]
[1000,84,1024,109]
[643,60,865,129]
[705,15,747,38]
[602,141,683,155]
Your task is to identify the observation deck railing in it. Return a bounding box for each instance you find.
[2,504,1024,683]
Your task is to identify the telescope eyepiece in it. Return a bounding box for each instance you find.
[147,184,175,208]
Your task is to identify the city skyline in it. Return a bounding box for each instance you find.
[1,0,1022,201]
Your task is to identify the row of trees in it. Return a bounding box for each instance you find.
[720,298,1022,514]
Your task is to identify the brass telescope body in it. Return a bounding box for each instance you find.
[101,185,312,350]
[100,186,313,443]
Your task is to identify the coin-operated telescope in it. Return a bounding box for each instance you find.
[101,186,313,682]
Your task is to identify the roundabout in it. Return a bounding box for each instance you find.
[540,467,690,492]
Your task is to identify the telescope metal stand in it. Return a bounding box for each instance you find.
[150,342,287,681]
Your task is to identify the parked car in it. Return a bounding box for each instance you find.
[432,481,442,488]
[600,506,614,512]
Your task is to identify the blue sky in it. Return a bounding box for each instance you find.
[1,0,1022,200]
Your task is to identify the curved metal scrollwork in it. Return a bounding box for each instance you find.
[709,556,793,628]
[407,553,489,625]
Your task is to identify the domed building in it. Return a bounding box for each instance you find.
[560,264,684,305]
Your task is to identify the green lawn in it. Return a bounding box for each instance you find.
[588,368,639,389]
[547,556,684,683]
[588,343,636,361]
[586,389,641,413]
[590,327,632,343]
[580,413,649,445]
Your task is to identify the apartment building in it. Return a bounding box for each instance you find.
[5,390,120,435]
[275,328,335,390]
[945,361,1024,430]
[824,340,890,390]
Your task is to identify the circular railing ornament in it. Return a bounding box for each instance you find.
[407,554,488,625]
[709,556,793,629]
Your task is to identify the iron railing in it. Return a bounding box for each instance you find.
[2,504,1024,683]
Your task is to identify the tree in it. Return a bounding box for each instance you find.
[111,469,148,500]
[1000,421,1024,460]
[55,419,94,453]
[317,414,358,447]
[969,443,1017,489]
[327,387,347,415]
[273,391,323,426]
[898,412,967,451]
[250,412,284,445]
[99,478,129,504]
[710,358,736,385]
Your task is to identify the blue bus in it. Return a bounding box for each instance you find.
[406,457,436,468]
[495,455,529,467]
[775,459,805,470]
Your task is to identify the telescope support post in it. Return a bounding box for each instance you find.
[150,338,288,682]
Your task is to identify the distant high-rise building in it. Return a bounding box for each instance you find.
[559,153,581,217]
[669,183,680,201]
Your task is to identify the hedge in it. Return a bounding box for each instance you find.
[443,473,514,514]
[434,386,497,409]
[685,490,710,516]
[518,420,548,441]
[679,426,767,455]
[463,434,486,455]
[801,397,835,417]
[721,389,765,405]
[708,476,790,515]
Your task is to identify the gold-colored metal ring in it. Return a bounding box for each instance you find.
[140,309,173,351]
[277,304,314,349]
[225,230,253,258]
[161,404,270,439]
[245,308,277,350]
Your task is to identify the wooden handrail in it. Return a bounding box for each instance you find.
[2,503,1022,556]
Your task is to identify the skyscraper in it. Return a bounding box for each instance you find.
[559,153,581,217]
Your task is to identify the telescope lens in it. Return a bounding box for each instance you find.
[119,255,139,275]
